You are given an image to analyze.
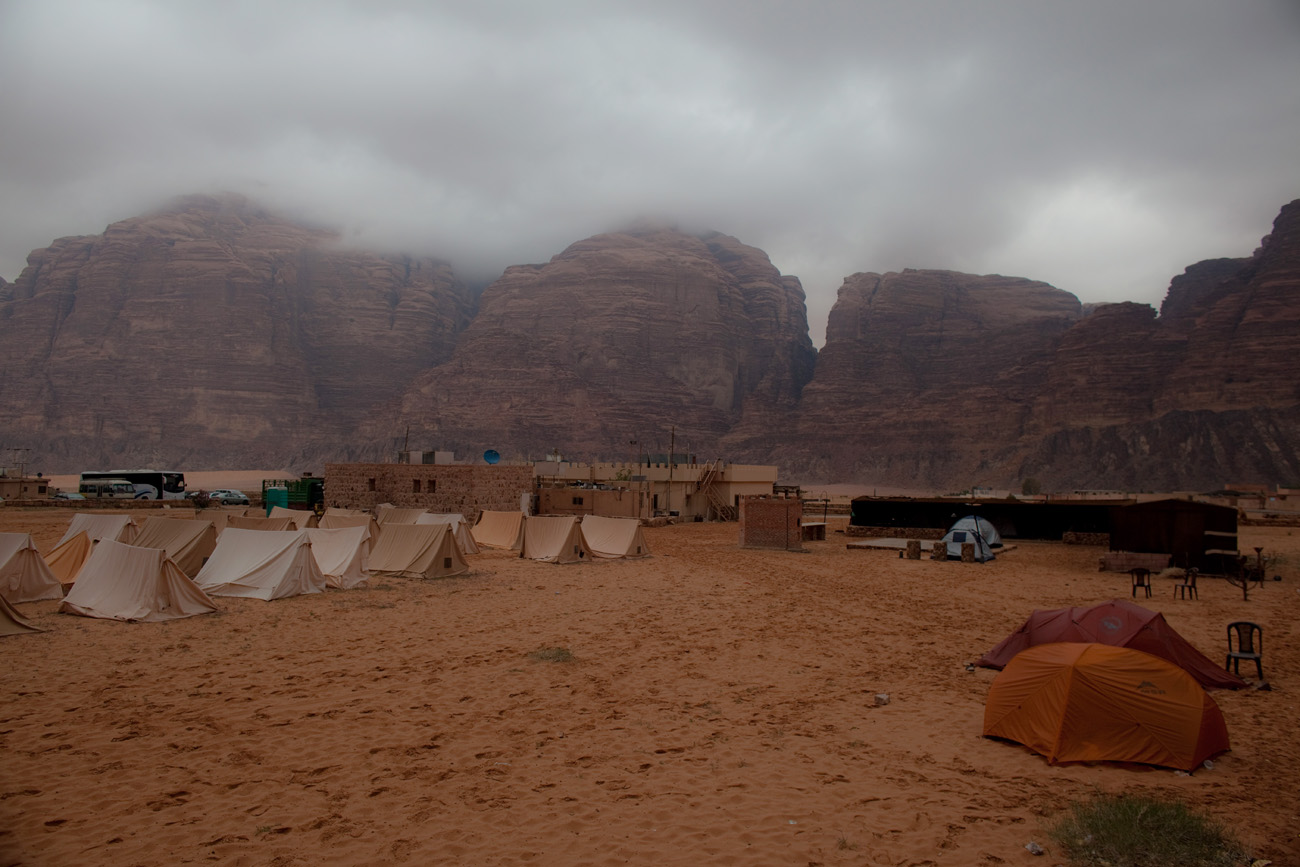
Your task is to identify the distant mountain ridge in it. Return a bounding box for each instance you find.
[1,193,1296,491]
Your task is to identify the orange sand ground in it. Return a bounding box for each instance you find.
[2,509,1297,866]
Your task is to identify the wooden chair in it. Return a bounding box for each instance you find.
[1129,567,1152,599]
[1174,567,1199,600]
[1226,621,1263,680]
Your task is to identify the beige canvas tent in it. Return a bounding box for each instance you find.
[60,540,218,622]
[580,515,650,559]
[194,529,326,600]
[304,526,369,590]
[268,506,317,530]
[1,593,43,635]
[416,512,480,554]
[0,533,64,603]
[132,517,217,577]
[375,506,427,526]
[368,523,468,579]
[520,515,593,564]
[228,515,295,531]
[44,531,95,584]
[318,513,382,545]
[472,510,524,550]
[59,513,137,546]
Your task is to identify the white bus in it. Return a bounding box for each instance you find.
[79,470,188,500]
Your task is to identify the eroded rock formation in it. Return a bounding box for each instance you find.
[3,194,1297,492]
[371,227,817,460]
[0,195,473,469]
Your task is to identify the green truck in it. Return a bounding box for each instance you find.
[261,475,325,514]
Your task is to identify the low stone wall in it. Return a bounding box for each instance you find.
[845,525,945,540]
[1,498,192,510]
[1063,531,1110,546]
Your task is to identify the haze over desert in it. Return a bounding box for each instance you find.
[2,505,1297,865]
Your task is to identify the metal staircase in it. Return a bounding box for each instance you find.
[697,460,736,521]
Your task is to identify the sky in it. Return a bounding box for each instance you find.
[2,0,1298,345]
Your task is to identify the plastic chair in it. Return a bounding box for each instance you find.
[1174,568,1199,600]
[1226,622,1263,680]
[1129,567,1152,599]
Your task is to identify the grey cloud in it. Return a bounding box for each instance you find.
[2,0,1297,344]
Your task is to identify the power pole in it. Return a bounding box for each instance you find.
[666,425,675,515]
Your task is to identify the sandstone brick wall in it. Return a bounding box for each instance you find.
[739,496,803,551]
[324,463,532,519]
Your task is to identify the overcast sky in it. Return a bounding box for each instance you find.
[2,1,1298,344]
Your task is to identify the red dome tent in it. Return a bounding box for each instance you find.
[977,599,1246,690]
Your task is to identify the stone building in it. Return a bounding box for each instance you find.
[323,462,533,517]
[534,460,778,521]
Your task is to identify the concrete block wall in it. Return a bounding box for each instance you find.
[324,463,533,519]
[538,487,647,518]
[739,495,803,551]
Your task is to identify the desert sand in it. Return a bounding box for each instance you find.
[1,509,1297,866]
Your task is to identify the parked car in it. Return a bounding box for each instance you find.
[208,489,250,505]
[52,491,87,500]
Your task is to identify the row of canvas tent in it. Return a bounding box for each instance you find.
[1,516,470,625]
[472,512,650,562]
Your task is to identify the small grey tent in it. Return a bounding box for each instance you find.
[941,516,996,562]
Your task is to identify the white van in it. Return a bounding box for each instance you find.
[78,478,138,499]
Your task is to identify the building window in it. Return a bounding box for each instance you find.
[413,479,422,493]
[368,478,376,492]
[572,496,584,506]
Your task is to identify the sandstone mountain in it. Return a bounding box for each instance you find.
[368,227,817,460]
[732,199,1300,490]
[2,194,1297,492]
[0,195,473,470]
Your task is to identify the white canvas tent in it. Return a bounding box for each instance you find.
[60,540,217,622]
[304,526,370,590]
[472,510,524,550]
[0,532,64,603]
[318,513,382,546]
[1,593,43,635]
[416,512,479,554]
[368,523,468,579]
[132,517,218,576]
[375,506,427,526]
[581,516,650,559]
[268,505,317,530]
[324,507,367,517]
[44,531,95,584]
[194,529,325,600]
[59,513,137,546]
[520,515,593,564]
[228,515,295,531]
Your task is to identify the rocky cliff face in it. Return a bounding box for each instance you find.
[762,200,1300,489]
[373,227,817,460]
[723,270,1083,485]
[3,194,1297,492]
[0,195,473,469]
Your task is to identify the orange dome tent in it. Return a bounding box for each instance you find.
[983,643,1230,771]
